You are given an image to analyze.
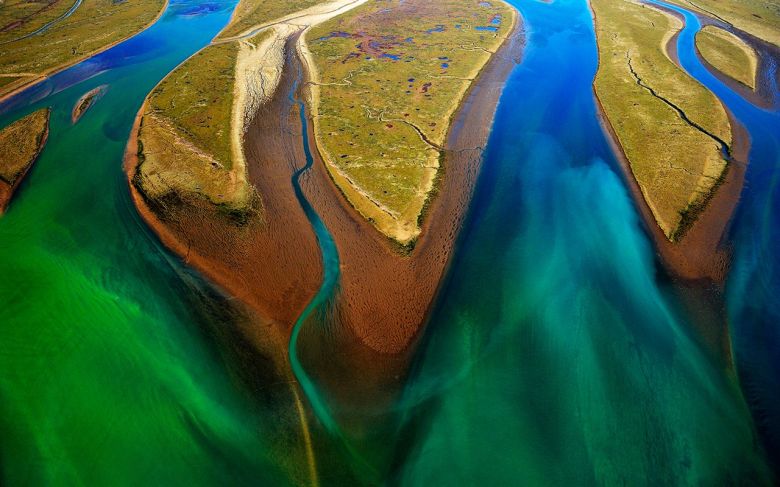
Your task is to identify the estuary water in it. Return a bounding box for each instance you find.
[0,0,778,484]
[646,0,780,473]
[388,0,776,484]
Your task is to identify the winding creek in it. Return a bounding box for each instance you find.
[0,0,778,483]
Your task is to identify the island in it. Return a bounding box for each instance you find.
[591,0,778,282]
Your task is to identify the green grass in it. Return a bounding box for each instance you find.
[138,42,246,208]
[0,0,166,97]
[667,0,780,47]
[307,0,516,242]
[592,0,732,240]
[217,0,323,38]
[148,43,238,169]
[0,109,50,185]
[696,25,758,90]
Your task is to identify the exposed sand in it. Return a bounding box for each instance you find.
[226,0,373,224]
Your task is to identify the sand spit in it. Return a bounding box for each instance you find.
[300,15,524,355]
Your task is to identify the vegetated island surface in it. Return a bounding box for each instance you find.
[126,0,521,408]
[0,108,50,213]
[591,0,777,282]
[696,25,758,91]
[0,0,167,100]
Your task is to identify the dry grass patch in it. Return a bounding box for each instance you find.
[592,0,732,240]
[305,0,516,244]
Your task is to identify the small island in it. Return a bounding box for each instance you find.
[696,25,759,91]
[72,85,108,124]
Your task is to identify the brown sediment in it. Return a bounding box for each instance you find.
[593,91,747,284]
[125,7,523,452]
[0,0,169,104]
[126,9,522,350]
[0,110,49,214]
[124,51,323,342]
[71,84,107,124]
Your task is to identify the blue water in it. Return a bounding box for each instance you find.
[388,0,775,483]
[646,0,780,472]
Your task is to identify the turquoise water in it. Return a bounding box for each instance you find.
[1,0,778,483]
[386,0,775,483]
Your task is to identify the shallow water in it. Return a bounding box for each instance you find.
[0,0,778,483]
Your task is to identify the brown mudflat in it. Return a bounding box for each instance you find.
[71,85,107,124]
[126,39,323,350]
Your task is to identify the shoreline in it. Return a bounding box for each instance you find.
[591,2,751,284]
[0,0,170,106]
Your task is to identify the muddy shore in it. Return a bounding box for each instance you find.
[300,18,524,355]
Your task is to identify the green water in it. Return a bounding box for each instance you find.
[0,1,295,484]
